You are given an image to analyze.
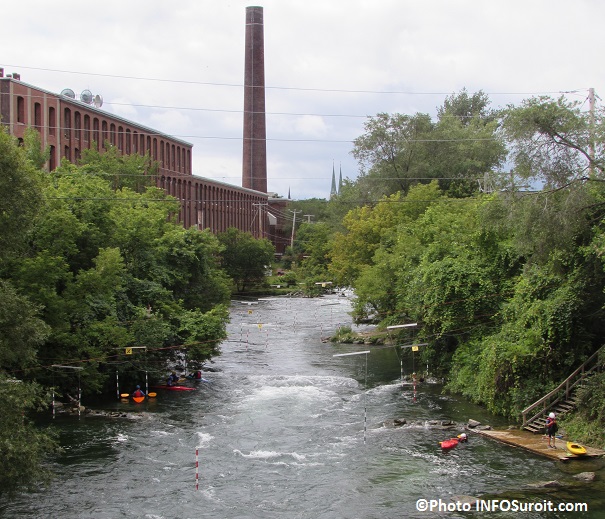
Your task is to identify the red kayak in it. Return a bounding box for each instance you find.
[151,385,196,391]
[439,438,459,450]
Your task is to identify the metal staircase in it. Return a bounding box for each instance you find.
[521,347,604,433]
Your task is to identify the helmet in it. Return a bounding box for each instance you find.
[136,385,140,389]
[549,412,555,419]
[459,433,467,439]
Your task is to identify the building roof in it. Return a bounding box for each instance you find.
[0,76,193,148]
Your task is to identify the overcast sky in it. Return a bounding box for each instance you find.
[3,0,602,199]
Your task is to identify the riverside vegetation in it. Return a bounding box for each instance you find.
[1,89,604,495]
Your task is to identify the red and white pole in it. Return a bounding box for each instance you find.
[195,447,199,491]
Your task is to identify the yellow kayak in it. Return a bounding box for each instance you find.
[566,441,587,456]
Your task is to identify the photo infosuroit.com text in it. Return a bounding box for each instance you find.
[416,498,588,514]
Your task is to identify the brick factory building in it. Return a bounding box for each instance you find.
[0,69,283,244]
[1,7,292,254]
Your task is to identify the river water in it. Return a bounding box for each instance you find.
[2,295,603,518]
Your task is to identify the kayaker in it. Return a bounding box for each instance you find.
[167,371,179,387]
[457,433,468,443]
[194,370,202,380]
[131,385,145,398]
[546,412,558,448]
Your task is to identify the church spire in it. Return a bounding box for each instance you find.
[330,161,337,198]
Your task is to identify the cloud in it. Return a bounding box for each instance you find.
[2,0,603,199]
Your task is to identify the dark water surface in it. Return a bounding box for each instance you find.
[2,296,603,518]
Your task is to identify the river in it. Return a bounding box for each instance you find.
[1,295,603,518]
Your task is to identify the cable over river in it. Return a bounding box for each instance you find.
[2,296,603,518]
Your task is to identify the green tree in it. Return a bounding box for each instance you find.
[431,90,506,197]
[6,153,232,396]
[0,132,57,495]
[503,95,604,186]
[0,374,57,496]
[217,228,275,292]
[79,143,157,192]
[329,187,439,287]
[22,127,50,170]
[0,128,45,260]
[352,112,434,199]
[294,222,333,280]
[349,90,506,201]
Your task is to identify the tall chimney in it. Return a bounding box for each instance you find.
[242,6,267,193]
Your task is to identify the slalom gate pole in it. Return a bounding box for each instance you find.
[52,388,55,419]
[195,447,199,491]
[364,400,367,445]
[116,371,120,401]
[400,358,404,388]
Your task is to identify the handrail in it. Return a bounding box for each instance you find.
[521,346,603,426]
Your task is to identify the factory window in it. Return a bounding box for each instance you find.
[63,108,71,139]
[48,107,56,136]
[17,96,25,123]
[49,145,56,170]
[34,103,42,129]
[74,111,81,142]
[93,118,100,149]
[84,114,90,143]
[102,120,108,148]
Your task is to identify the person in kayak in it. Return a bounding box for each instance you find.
[167,371,179,386]
[131,385,145,398]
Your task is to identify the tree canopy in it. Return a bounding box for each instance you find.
[217,228,275,292]
[293,91,605,431]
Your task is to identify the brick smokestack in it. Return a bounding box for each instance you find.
[242,5,267,193]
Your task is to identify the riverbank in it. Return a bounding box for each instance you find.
[474,427,605,461]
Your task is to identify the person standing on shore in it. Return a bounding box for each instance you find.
[546,412,558,448]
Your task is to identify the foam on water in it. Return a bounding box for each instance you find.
[233,449,306,463]
[195,432,214,447]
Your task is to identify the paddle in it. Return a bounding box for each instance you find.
[120,392,156,398]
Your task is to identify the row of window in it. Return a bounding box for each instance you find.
[15,95,191,175]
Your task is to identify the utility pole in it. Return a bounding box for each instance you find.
[589,87,595,177]
[303,214,314,223]
[252,203,266,238]
[289,209,301,248]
